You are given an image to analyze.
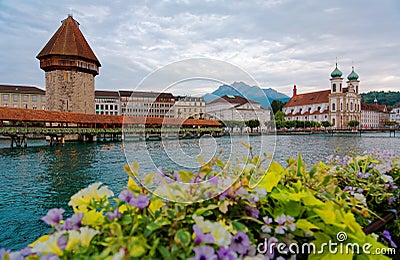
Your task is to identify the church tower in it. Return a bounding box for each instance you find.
[36,15,101,114]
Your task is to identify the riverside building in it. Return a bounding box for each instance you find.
[0,85,46,110]
[282,64,391,128]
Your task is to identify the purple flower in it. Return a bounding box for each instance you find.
[388,197,397,204]
[192,245,217,260]
[286,215,296,231]
[41,208,65,226]
[209,176,218,186]
[230,231,251,255]
[261,217,273,233]
[39,254,60,260]
[193,225,214,244]
[245,205,259,219]
[129,194,149,210]
[61,213,84,231]
[363,173,372,179]
[106,208,122,221]
[382,230,397,248]
[275,215,287,234]
[58,235,67,250]
[118,189,134,203]
[217,246,237,260]
[356,172,363,178]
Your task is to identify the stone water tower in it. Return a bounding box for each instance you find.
[37,15,101,114]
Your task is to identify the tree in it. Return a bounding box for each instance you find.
[348,120,360,128]
[321,121,332,128]
[245,119,260,132]
[271,100,286,114]
[274,110,286,121]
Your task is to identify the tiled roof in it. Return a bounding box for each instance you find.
[0,107,221,127]
[0,85,45,94]
[208,95,257,106]
[361,103,387,113]
[118,91,174,99]
[36,16,100,66]
[284,90,330,107]
[286,110,329,117]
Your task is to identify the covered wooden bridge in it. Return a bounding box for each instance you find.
[0,107,222,147]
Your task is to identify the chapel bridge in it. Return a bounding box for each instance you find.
[0,107,223,148]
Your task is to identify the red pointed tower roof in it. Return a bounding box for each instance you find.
[36,15,100,67]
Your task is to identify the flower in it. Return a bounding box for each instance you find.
[61,213,83,231]
[106,208,122,221]
[191,245,217,260]
[57,235,67,250]
[129,194,150,210]
[217,246,237,260]
[382,230,397,248]
[118,189,134,203]
[274,215,287,234]
[381,174,394,183]
[210,222,232,247]
[353,193,367,205]
[31,232,64,256]
[245,205,259,219]
[79,227,99,247]
[68,182,114,212]
[193,225,214,244]
[261,217,273,233]
[65,230,80,251]
[230,231,251,255]
[286,215,296,232]
[42,208,65,227]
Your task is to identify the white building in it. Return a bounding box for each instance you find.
[390,107,400,124]
[284,64,363,128]
[95,90,120,115]
[0,85,46,110]
[174,96,205,119]
[119,91,175,118]
[206,95,271,131]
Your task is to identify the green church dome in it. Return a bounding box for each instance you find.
[331,64,342,78]
[347,67,359,80]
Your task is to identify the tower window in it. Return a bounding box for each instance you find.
[332,103,336,111]
[333,83,336,92]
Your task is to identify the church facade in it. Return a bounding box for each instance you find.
[284,63,363,128]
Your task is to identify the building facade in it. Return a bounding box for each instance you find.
[206,95,271,131]
[0,85,46,110]
[95,90,119,115]
[174,96,205,119]
[390,107,400,124]
[36,15,101,114]
[284,64,363,128]
[119,91,175,118]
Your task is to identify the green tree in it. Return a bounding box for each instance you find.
[245,119,260,132]
[271,100,285,114]
[348,120,360,128]
[274,110,286,121]
[321,121,332,128]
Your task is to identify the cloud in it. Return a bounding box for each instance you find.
[0,0,399,97]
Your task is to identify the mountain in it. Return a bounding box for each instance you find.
[203,82,290,109]
[361,91,400,108]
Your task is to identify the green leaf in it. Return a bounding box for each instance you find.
[174,230,191,247]
[128,236,147,257]
[194,204,218,216]
[258,161,284,192]
[178,170,194,183]
[232,221,248,232]
[295,219,320,234]
[158,246,171,259]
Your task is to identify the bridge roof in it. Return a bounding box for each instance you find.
[0,107,221,127]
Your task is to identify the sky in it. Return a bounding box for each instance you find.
[0,0,399,97]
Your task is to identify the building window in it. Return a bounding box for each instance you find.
[13,94,19,102]
[32,95,37,102]
[333,83,336,92]
[340,83,342,92]
[23,95,28,102]
[42,96,46,102]
[332,103,336,111]
[3,94,9,101]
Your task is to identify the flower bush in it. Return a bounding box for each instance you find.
[1,149,398,259]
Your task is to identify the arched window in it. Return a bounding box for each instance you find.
[340,83,342,92]
[350,102,353,111]
[332,103,336,111]
[333,83,336,92]
[341,103,343,110]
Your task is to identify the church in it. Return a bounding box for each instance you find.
[283,63,362,128]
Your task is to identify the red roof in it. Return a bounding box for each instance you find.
[36,16,100,66]
[0,107,221,127]
[284,90,330,107]
[361,103,387,113]
[286,110,328,117]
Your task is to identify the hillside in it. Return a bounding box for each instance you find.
[203,82,290,109]
[361,91,400,107]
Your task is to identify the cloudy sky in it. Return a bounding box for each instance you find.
[0,0,399,97]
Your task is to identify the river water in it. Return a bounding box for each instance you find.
[0,133,399,250]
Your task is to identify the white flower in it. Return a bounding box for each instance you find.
[354,193,367,205]
[381,174,393,183]
[210,222,232,247]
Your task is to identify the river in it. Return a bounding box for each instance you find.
[0,133,399,250]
